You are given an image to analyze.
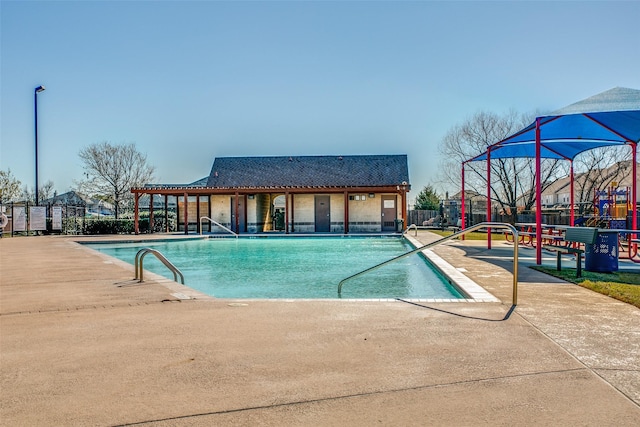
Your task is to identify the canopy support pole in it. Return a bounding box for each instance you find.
[460,162,467,234]
[570,160,575,227]
[633,143,638,234]
[535,118,542,265]
[486,148,491,250]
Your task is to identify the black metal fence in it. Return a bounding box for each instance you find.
[0,203,177,236]
[408,209,638,229]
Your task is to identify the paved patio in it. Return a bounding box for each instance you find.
[1,232,639,426]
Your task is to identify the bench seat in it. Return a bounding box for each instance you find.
[541,227,598,277]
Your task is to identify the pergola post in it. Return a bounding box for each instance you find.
[344,191,349,234]
[134,192,140,235]
[234,191,239,233]
[401,188,407,232]
[149,194,154,234]
[164,194,169,232]
[285,191,289,234]
[290,193,295,233]
[183,192,188,235]
[196,195,201,234]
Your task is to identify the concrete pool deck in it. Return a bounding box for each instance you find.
[1,232,639,426]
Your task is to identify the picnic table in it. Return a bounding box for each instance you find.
[506,223,564,247]
[541,227,598,277]
[613,228,640,263]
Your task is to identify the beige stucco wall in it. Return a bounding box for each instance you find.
[348,193,382,232]
[291,194,314,233]
[187,192,402,234]
[330,194,345,233]
[290,194,346,233]
[209,195,231,228]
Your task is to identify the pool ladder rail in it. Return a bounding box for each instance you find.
[339,222,519,305]
[403,223,418,236]
[200,216,238,238]
[134,248,185,284]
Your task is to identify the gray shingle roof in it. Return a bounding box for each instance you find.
[206,155,409,188]
[144,177,208,188]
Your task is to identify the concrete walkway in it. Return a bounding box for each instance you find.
[1,232,638,426]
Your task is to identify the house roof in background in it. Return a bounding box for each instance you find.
[42,190,93,205]
[206,155,410,188]
[42,191,114,209]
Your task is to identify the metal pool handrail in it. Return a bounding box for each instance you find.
[338,222,519,305]
[403,223,418,236]
[200,216,238,237]
[134,248,185,284]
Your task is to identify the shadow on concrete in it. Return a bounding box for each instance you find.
[397,299,517,322]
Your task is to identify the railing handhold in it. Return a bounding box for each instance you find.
[338,222,519,306]
[200,216,238,237]
[134,248,185,284]
[403,223,418,237]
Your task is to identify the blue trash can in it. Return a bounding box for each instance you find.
[585,230,619,273]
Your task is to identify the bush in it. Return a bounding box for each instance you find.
[139,210,177,233]
[83,218,138,234]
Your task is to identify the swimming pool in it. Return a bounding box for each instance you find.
[85,237,466,300]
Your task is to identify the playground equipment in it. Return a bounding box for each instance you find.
[587,184,632,229]
[587,184,639,264]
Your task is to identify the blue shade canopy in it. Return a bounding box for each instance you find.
[469,87,640,162]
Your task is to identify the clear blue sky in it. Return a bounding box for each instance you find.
[2,0,639,200]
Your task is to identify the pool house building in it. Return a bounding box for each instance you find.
[131,155,411,235]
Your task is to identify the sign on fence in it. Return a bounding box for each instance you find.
[52,206,62,230]
[29,206,46,231]
[13,206,26,231]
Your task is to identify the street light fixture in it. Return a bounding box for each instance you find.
[34,85,45,205]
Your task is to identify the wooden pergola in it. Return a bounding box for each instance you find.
[130,184,409,235]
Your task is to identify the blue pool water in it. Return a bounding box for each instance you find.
[86,237,464,299]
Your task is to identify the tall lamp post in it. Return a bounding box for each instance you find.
[34,85,46,205]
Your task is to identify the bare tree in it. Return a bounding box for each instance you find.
[438,110,565,222]
[0,169,22,204]
[39,180,55,204]
[19,180,55,205]
[77,142,154,218]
